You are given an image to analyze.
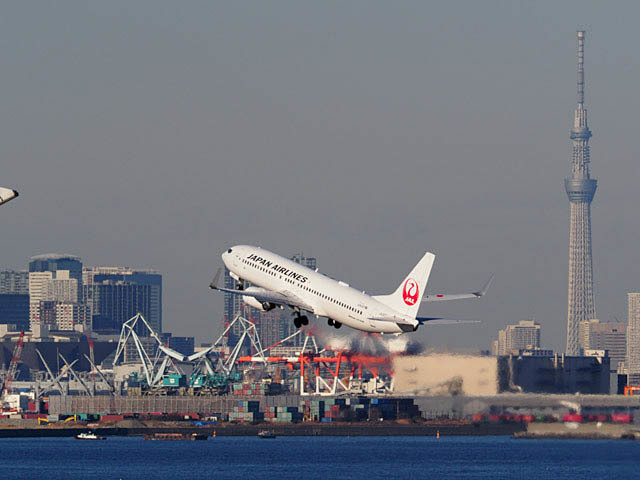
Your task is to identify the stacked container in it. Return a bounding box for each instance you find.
[263,406,302,423]
[230,382,268,395]
[229,400,264,423]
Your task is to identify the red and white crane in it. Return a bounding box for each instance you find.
[1,331,25,410]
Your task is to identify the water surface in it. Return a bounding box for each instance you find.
[1,436,635,479]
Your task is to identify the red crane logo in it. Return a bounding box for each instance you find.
[402,278,419,306]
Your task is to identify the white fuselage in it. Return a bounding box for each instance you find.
[222,245,407,334]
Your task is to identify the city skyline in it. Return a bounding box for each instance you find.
[0,3,639,351]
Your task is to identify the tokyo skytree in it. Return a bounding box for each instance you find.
[565,30,597,355]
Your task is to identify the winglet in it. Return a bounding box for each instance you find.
[209,268,222,290]
[473,273,494,297]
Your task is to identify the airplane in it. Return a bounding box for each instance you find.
[210,245,492,335]
[0,187,18,207]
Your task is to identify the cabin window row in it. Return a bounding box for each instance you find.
[243,258,362,315]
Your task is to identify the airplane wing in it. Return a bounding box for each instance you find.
[422,274,494,303]
[209,268,316,313]
[0,187,18,206]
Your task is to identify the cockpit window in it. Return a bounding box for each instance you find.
[227,249,233,253]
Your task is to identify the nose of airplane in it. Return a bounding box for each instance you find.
[221,247,234,268]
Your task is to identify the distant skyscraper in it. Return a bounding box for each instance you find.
[28,254,83,330]
[565,31,598,355]
[493,320,541,355]
[0,294,29,331]
[83,267,162,334]
[580,319,626,370]
[0,270,28,295]
[626,293,640,383]
[54,302,90,331]
[0,270,29,331]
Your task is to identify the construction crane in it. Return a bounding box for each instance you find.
[1,331,24,410]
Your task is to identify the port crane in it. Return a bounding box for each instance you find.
[0,331,24,410]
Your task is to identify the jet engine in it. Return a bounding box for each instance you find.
[242,294,276,312]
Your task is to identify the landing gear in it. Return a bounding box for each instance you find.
[328,319,341,329]
[235,281,244,290]
[334,321,342,329]
[293,315,309,328]
[328,319,334,327]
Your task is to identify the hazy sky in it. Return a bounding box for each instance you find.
[1,2,639,352]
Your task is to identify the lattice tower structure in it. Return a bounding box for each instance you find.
[565,30,597,355]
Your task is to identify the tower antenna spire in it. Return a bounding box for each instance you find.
[577,30,585,105]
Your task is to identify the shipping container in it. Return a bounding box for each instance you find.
[471,413,486,423]
[611,413,633,424]
[563,413,584,423]
[100,414,124,422]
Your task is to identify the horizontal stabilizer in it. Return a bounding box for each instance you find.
[417,317,481,326]
[422,274,494,303]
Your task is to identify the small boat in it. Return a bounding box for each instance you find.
[75,431,106,440]
[257,430,276,439]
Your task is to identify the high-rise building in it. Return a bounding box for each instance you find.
[258,309,293,348]
[28,254,84,330]
[0,270,28,295]
[54,302,90,331]
[565,31,598,355]
[493,320,541,356]
[28,271,52,326]
[0,294,29,331]
[578,318,599,353]
[579,319,626,370]
[83,267,162,334]
[626,293,640,383]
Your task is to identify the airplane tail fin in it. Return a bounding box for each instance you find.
[373,252,435,318]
